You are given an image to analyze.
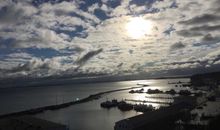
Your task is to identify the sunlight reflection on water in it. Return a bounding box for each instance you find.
[20,78,190,130]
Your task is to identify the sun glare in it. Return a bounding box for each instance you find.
[126,17,153,39]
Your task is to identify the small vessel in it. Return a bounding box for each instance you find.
[100,99,118,108]
[147,89,163,94]
[133,104,154,112]
[129,90,135,93]
[129,88,144,94]
[100,101,114,108]
[165,89,176,95]
[117,101,133,111]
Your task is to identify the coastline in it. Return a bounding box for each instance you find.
[0,74,190,89]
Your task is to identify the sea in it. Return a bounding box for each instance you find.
[0,78,191,130]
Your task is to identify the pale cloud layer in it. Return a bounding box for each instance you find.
[0,0,220,79]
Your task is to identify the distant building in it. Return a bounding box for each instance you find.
[0,116,68,130]
[114,102,193,130]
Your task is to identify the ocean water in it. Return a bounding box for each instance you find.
[0,78,190,130]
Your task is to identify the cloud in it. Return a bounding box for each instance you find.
[76,48,103,66]
[179,14,220,25]
[117,63,123,68]
[1,0,220,79]
[170,42,185,50]
[176,24,220,38]
[190,25,220,32]
[9,58,45,73]
[0,5,24,24]
[0,1,37,24]
[163,24,175,36]
[176,30,203,37]
[2,56,77,78]
[202,34,220,42]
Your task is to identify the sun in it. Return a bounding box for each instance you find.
[126,17,153,39]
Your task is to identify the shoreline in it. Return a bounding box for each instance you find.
[0,86,147,119]
[0,75,190,89]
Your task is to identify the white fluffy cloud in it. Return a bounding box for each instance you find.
[0,0,220,79]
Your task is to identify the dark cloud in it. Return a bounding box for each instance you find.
[161,57,220,77]
[178,14,220,25]
[167,60,200,65]
[32,0,74,7]
[202,34,215,41]
[163,24,175,36]
[202,34,220,42]
[146,52,153,55]
[7,59,45,73]
[170,1,178,8]
[54,9,71,16]
[168,54,220,67]
[176,30,203,37]
[176,25,220,37]
[129,0,159,6]
[170,42,185,50]
[117,63,123,68]
[0,5,24,24]
[164,65,211,77]
[193,34,220,46]
[190,25,220,32]
[129,49,133,54]
[76,48,103,66]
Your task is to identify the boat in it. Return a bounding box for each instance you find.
[147,89,163,94]
[129,90,135,93]
[133,104,154,112]
[165,89,176,95]
[129,88,144,94]
[100,99,118,108]
[117,101,133,111]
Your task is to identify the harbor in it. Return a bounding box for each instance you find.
[0,86,148,119]
[0,77,220,130]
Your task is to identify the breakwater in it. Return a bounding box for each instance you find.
[125,99,172,105]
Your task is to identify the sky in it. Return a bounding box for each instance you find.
[0,0,220,79]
